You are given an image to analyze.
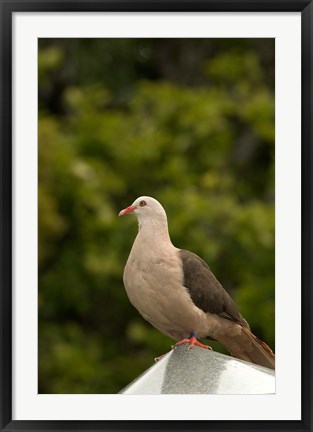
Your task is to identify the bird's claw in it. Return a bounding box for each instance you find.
[154,354,166,362]
[173,336,212,351]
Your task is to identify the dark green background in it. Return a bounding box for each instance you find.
[38,38,275,394]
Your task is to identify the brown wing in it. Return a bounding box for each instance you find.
[179,249,249,328]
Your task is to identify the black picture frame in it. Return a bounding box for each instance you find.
[1,1,312,431]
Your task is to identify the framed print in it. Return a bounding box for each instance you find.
[1,1,312,431]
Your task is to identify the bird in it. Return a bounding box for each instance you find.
[119,196,275,370]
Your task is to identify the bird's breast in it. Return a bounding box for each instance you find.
[123,252,182,304]
[123,248,208,340]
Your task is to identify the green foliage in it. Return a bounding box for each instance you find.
[38,39,275,393]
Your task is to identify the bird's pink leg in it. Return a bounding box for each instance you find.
[155,334,212,361]
[173,335,212,351]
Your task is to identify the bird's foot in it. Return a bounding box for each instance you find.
[173,336,212,351]
[154,354,166,362]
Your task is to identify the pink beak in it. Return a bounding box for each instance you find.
[118,205,137,216]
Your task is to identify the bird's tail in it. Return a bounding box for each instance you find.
[218,326,275,370]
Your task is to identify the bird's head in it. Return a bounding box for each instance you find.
[119,196,167,225]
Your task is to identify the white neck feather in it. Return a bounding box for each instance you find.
[135,214,173,248]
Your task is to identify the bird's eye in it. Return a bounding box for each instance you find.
[139,200,147,207]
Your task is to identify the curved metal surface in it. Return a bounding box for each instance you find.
[120,345,275,394]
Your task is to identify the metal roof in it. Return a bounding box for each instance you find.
[120,344,275,394]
